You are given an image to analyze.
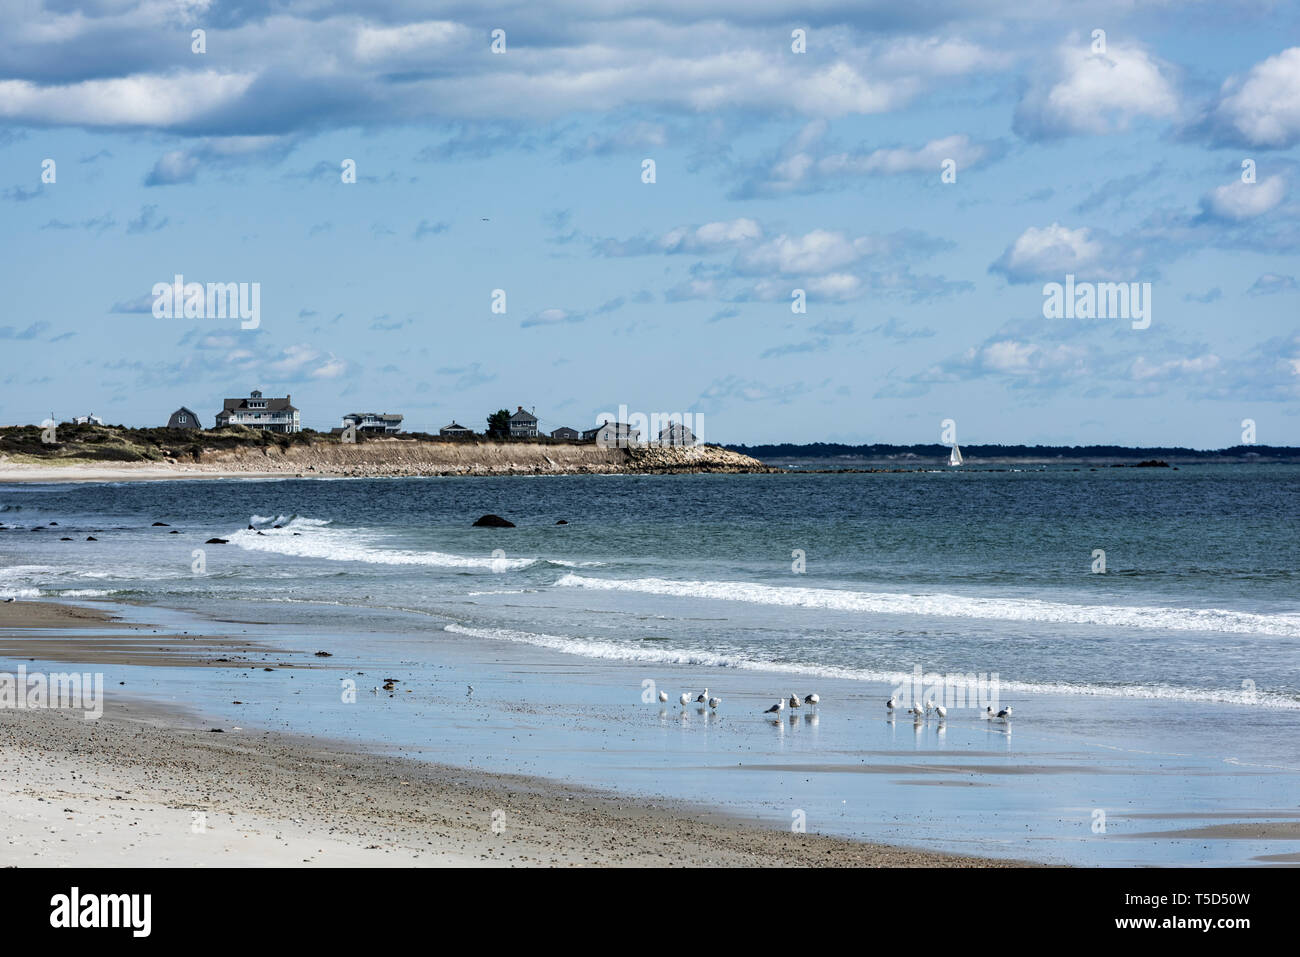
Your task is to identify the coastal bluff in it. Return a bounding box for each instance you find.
[189,438,772,477]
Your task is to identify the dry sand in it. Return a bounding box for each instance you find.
[0,601,1019,868]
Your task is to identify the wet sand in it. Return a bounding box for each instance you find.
[0,601,1017,867]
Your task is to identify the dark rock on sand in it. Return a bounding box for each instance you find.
[472,514,515,528]
[205,538,228,544]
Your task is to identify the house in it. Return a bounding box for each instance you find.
[167,407,201,430]
[439,422,473,437]
[550,426,579,440]
[72,413,104,426]
[658,423,697,446]
[341,412,403,434]
[215,389,300,433]
[582,420,641,447]
[508,406,538,438]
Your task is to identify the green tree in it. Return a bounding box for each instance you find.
[486,409,511,437]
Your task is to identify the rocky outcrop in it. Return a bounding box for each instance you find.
[472,514,515,527]
[181,439,773,478]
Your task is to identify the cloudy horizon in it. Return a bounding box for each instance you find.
[2,1,1298,447]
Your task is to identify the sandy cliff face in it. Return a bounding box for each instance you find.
[188,439,771,477]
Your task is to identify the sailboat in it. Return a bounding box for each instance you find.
[948,443,963,466]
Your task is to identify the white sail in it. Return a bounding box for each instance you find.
[948,444,963,466]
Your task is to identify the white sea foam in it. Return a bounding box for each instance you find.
[230,521,536,570]
[0,587,40,599]
[442,623,1300,709]
[554,574,1300,638]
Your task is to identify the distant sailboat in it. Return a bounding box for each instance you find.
[948,444,963,466]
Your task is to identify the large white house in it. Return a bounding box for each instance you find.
[215,389,300,433]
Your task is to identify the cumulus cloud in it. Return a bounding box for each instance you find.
[1200,175,1287,221]
[990,223,1138,283]
[1197,47,1300,148]
[1015,38,1178,139]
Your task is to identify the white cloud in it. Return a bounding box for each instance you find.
[1201,174,1286,221]
[0,72,255,127]
[1204,47,1300,147]
[1015,39,1178,138]
[990,223,1107,282]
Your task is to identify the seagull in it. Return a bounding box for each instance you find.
[803,693,820,707]
[907,700,925,716]
[763,699,785,715]
[696,687,709,704]
[466,684,474,697]
[657,690,668,703]
[679,693,691,707]
[931,701,947,720]
[994,705,1013,720]
[788,693,802,710]
[708,696,720,710]
[887,695,898,711]
[983,706,994,720]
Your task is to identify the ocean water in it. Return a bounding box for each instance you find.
[2,467,1298,864]
[3,468,1296,707]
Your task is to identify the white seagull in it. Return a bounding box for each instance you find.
[907,700,925,717]
[763,699,785,715]
[887,695,898,711]
[931,701,947,720]
[658,690,669,703]
[994,705,1013,720]
[788,693,802,710]
[708,696,720,710]
[696,687,709,704]
[679,692,691,707]
[803,693,820,707]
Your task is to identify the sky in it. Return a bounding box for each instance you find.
[0,0,1298,447]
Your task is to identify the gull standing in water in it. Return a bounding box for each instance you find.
[696,687,709,705]
[907,700,925,717]
[887,695,898,712]
[803,693,820,709]
[994,705,1013,720]
[679,692,691,707]
[708,696,720,710]
[763,699,785,715]
[788,693,802,710]
[657,690,668,704]
[931,701,947,720]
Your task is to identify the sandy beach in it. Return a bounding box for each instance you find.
[0,600,1015,867]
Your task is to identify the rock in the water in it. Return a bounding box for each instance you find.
[472,514,516,528]
[60,537,73,541]
[85,536,97,541]
[169,530,180,534]
[152,522,169,527]
[555,519,569,525]
[205,538,228,544]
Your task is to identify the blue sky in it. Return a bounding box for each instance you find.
[1,1,1298,446]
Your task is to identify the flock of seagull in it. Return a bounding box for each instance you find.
[886,694,1013,722]
[656,687,1013,722]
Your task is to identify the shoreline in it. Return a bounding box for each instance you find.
[0,599,1018,868]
